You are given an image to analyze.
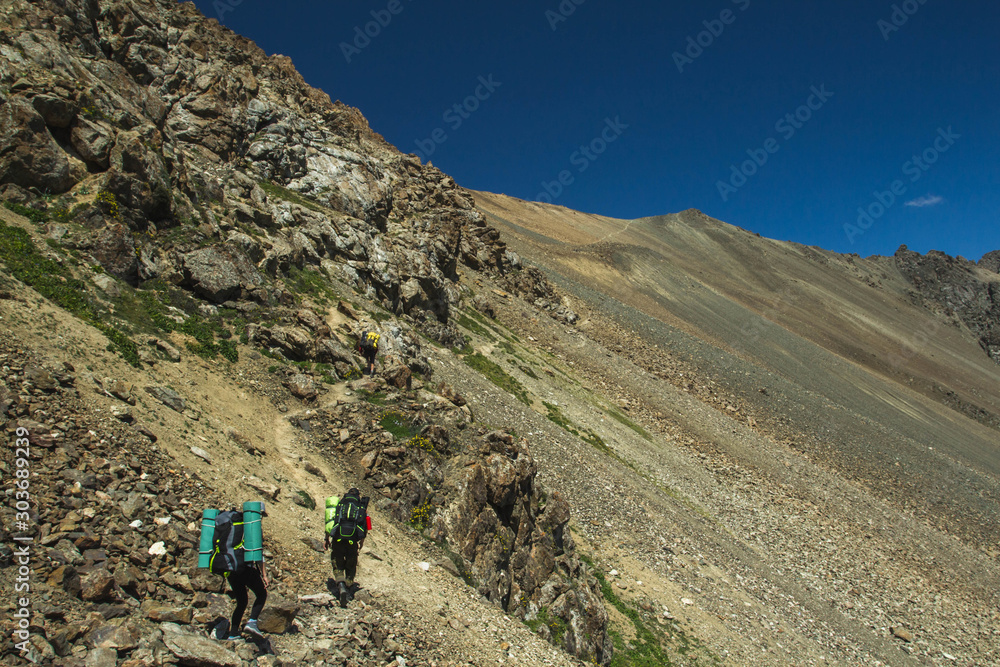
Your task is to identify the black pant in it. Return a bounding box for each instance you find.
[330,540,359,585]
[229,566,266,631]
[363,349,376,373]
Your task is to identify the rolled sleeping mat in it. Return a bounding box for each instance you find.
[242,501,264,562]
[324,496,340,535]
[198,509,219,568]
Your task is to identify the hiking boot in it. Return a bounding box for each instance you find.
[338,582,349,608]
[244,619,263,637]
[225,635,242,641]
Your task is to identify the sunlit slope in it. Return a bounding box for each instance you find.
[473,191,1000,547]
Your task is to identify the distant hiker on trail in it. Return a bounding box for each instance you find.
[201,503,269,641]
[358,329,380,376]
[324,488,371,608]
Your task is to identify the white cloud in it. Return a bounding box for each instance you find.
[905,194,944,208]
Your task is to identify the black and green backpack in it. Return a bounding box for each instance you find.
[330,494,368,545]
[209,510,246,576]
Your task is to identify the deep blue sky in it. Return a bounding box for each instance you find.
[193,0,999,261]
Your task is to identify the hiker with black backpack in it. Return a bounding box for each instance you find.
[201,504,269,641]
[357,329,380,376]
[324,488,371,607]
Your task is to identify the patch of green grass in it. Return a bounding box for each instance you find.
[457,313,496,341]
[543,402,612,455]
[132,288,239,362]
[258,180,326,214]
[0,220,139,366]
[607,407,652,441]
[463,353,531,405]
[452,338,475,356]
[286,265,336,305]
[518,364,539,379]
[358,389,387,405]
[3,201,48,224]
[379,410,420,440]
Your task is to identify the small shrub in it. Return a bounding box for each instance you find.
[406,434,435,453]
[379,410,419,440]
[409,499,433,530]
[296,491,316,511]
[95,190,120,219]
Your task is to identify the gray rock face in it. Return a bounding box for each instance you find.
[895,245,1000,363]
[70,118,113,169]
[380,426,610,663]
[0,96,73,192]
[980,250,1000,274]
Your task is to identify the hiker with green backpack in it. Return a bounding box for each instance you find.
[199,502,269,640]
[324,488,371,607]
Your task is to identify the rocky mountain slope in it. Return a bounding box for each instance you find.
[1,1,999,666]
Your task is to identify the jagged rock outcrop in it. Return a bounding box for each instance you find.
[501,267,579,325]
[980,250,1000,275]
[895,245,1000,362]
[317,399,611,663]
[0,0,522,322]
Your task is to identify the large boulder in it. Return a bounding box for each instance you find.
[31,93,76,128]
[161,624,241,667]
[286,374,318,400]
[182,246,265,303]
[0,96,74,192]
[381,361,412,390]
[257,597,300,634]
[71,118,114,169]
[80,568,116,602]
[89,222,139,282]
